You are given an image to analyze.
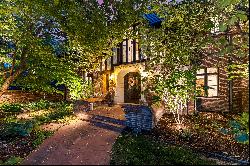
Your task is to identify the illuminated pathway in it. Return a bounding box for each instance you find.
[22,105,125,165]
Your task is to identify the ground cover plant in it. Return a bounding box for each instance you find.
[110,129,216,165]
[0,99,75,165]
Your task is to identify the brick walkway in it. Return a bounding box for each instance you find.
[22,105,125,165]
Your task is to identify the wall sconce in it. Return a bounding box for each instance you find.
[109,73,114,80]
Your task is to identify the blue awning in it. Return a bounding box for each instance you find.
[143,13,162,27]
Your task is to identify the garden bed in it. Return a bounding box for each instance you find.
[152,112,249,162]
[0,100,76,165]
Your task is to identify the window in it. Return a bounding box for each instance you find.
[128,39,133,63]
[196,68,218,97]
[107,57,111,70]
[101,58,105,71]
[112,48,117,64]
[135,39,139,61]
[122,40,127,63]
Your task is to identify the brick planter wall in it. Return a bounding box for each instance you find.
[0,90,63,104]
[122,105,154,133]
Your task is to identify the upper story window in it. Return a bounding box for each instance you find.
[127,39,133,63]
[122,40,127,63]
[101,58,105,71]
[196,67,219,97]
[107,57,111,70]
[112,48,117,65]
[135,39,140,61]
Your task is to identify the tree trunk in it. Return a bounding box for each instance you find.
[0,50,27,97]
[63,85,67,101]
[0,68,23,97]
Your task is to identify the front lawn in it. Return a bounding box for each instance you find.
[110,129,216,165]
[0,100,76,165]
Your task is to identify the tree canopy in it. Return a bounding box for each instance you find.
[135,0,248,114]
[0,0,248,102]
[0,0,147,99]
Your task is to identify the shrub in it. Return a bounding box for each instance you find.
[221,112,249,144]
[238,112,249,134]
[32,130,54,148]
[0,120,34,140]
[232,112,249,144]
[33,103,73,124]
[25,99,51,110]
[0,103,23,113]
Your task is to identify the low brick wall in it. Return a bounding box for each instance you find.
[0,90,63,104]
[122,105,154,133]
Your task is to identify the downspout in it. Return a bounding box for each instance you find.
[228,58,233,112]
[228,35,233,112]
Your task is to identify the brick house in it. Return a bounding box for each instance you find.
[85,14,249,113]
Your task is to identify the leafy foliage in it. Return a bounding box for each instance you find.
[0,0,100,99]
[136,0,248,118]
[25,99,51,111]
[0,103,23,113]
[0,0,150,99]
[0,156,23,165]
[0,120,34,140]
[33,103,73,124]
[0,100,74,164]
[32,130,54,148]
[227,112,249,144]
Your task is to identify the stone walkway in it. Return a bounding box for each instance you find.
[22,105,125,165]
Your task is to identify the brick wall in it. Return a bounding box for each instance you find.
[188,54,249,113]
[232,72,249,113]
[0,90,63,104]
[240,77,249,112]
[187,55,230,112]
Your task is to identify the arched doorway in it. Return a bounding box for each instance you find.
[124,72,141,104]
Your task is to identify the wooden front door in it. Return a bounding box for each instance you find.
[124,72,141,104]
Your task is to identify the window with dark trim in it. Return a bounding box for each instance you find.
[135,39,140,61]
[122,40,127,63]
[196,67,219,97]
[112,48,118,65]
[107,57,111,70]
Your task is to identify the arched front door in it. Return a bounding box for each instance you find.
[124,72,141,104]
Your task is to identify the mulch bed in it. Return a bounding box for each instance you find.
[151,112,249,162]
[0,132,37,162]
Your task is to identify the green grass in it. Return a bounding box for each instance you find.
[110,131,216,165]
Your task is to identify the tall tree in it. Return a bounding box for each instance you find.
[0,1,90,99]
[0,0,148,99]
